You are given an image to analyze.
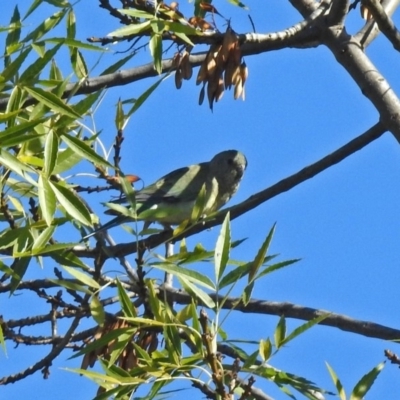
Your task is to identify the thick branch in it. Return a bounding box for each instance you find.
[323,26,400,142]
[168,289,400,342]
[355,0,400,46]
[361,0,400,50]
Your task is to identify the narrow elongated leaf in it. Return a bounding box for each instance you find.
[62,266,100,289]
[0,117,47,144]
[66,9,76,39]
[101,53,135,75]
[149,33,162,74]
[23,86,81,118]
[274,315,286,349]
[61,134,113,169]
[49,181,92,226]
[151,262,215,290]
[350,362,385,400]
[10,257,31,294]
[31,225,55,250]
[218,262,251,289]
[108,21,151,37]
[45,37,104,51]
[279,314,330,348]
[52,147,83,174]
[178,276,215,309]
[6,6,21,51]
[1,48,31,82]
[118,8,154,19]
[326,363,346,400]
[127,74,168,117]
[70,47,88,79]
[116,279,137,318]
[22,9,67,43]
[249,224,275,282]
[0,149,37,185]
[44,130,59,176]
[20,42,63,83]
[215,212,231,283]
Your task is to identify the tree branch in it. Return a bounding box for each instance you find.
[360,0,400,50]
[355,0,400,46]
[73,121,385,259]
[323,24,400,142]
[168,289,400,342]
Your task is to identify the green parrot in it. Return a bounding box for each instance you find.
[84,149,247,239]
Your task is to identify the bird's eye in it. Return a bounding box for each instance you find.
[227,158,234,165]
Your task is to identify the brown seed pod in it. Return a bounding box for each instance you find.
[181,51,192,80]
[231,65,242,86]
[219,27,237,66]
[224,56,236,89]
[175,67,183,89]
[207,77,219,110]
[239,61,248,85]
[234,76,243,100]
[215,77,225,102]
[198,83,206,105]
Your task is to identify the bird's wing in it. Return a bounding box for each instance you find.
[114,162,209,205]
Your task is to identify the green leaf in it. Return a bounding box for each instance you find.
[49,279,92,294]
[215,212,231,283]
[6,6,21,52]
[256,259,300,280]
[178,276,215,309]
[151,262,215,290]
[107,21,151,37]
[10,257,31,294]
[274,315,286,349]
[279,313,330,348]
[62,266,100,289]
[0,118,48,146]
[70,47,88,79]
[1,48,31,82]
[116,279,137,318]
[66,8,76,39]
[45,37,104,51]
[61,134,113,169]
[350,362,385,400]
[38,175,56,226]
[126,74,168,117]
[118,8,154,19]
[0,323,6,355]
[52,146,83,174]
[90,295,105,326]
[326,362,346,400]
[49,181,92,226]
[149,34,162,74]
[23,86,82,118]
[259,338,272,362]
[20,42,63,83]
[31,225,55,251]
[218,262,251,289]
[100,53,135,76]
[0,149,37,186]
[249,224,275,282]
[22,9,67,43]
[44,130,59,177]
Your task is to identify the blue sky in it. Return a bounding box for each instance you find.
[2,1,400,399]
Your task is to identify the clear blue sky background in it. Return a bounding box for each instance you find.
[2,1,400,399]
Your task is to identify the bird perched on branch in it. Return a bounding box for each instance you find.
[83,150,247,239]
